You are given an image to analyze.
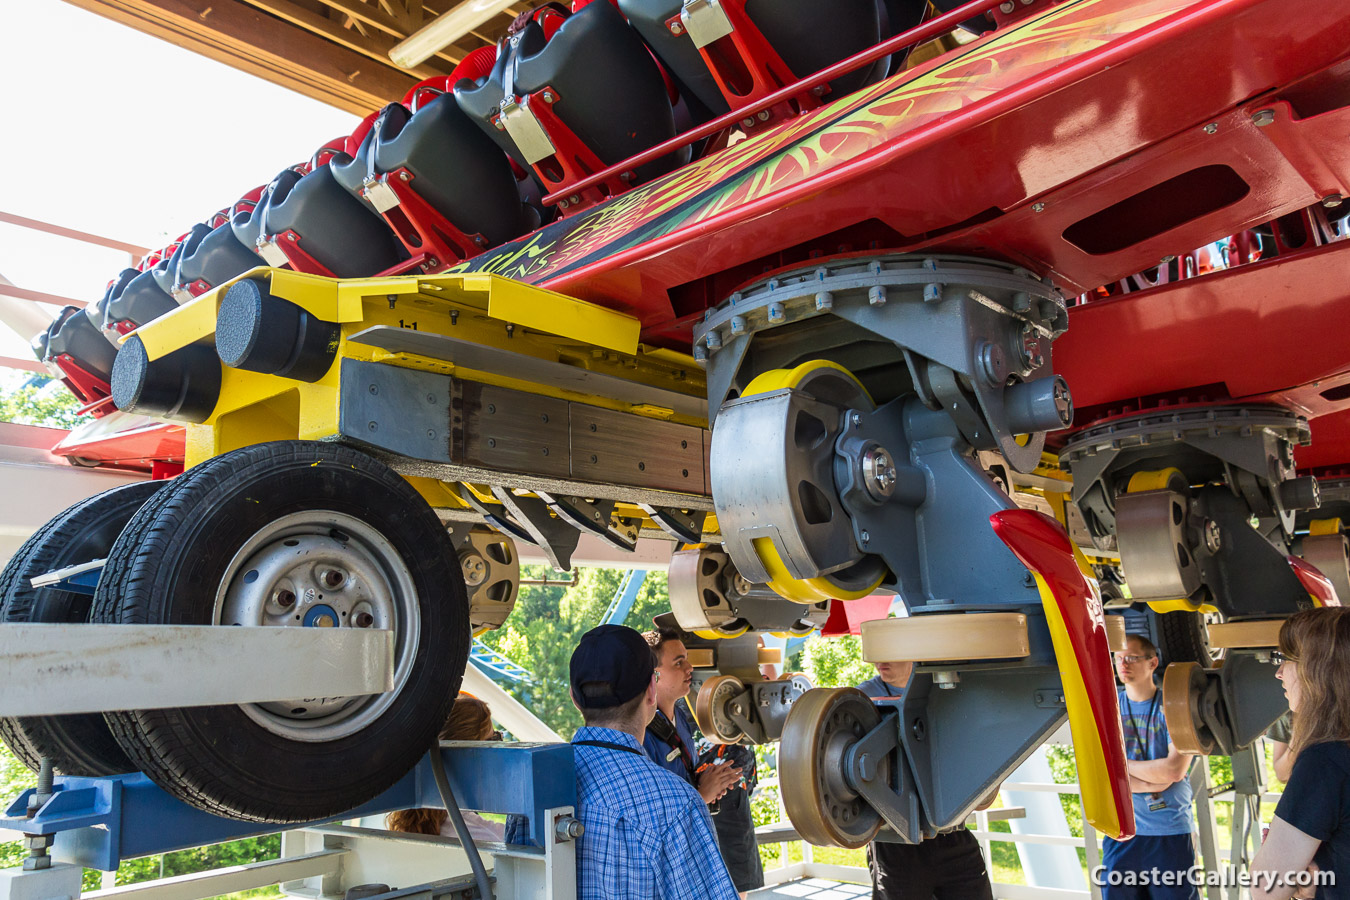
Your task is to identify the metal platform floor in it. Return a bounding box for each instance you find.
[752,878,872,898]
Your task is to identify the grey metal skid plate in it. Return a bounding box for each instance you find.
[338,359,715,509]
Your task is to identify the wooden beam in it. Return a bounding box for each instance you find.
[65,0,420,115]
[0,211,149,257]
[0,283,86,310]
[310,0,404,37]
[245,0,451,78]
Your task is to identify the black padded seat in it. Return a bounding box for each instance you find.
[88,268,139,336]
[175,216,264,297]
[620,0,887,116]
[46,305,117,381]
[260,163,406,278]
[234,171,295,254]
[457,0,688,190]
[370,94,531,247]
[105,265,177,332]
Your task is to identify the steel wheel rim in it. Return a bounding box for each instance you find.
[780,688,884,848]
[216,510,420,742]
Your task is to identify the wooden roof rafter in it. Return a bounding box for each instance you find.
[66,0,539,116]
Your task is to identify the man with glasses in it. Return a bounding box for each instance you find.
[1101,634,1199,899]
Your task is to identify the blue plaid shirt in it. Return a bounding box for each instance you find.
[571,726,738,900]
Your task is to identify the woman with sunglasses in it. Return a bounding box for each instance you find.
[1250,607,1350,899]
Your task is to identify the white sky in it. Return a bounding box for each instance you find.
[0,1,358,358]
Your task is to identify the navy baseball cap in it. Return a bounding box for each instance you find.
[569,624,656,708]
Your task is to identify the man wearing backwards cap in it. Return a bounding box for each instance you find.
[568,624,739,900]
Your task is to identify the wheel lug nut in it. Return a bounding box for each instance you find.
[320,568,346,589]
[354,612,374,628]
[274,589,296,608]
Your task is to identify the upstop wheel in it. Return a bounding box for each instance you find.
[779,687,887,848]
[92,441,469,823]
[1162,662,1218,755]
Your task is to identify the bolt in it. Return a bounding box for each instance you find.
[368,383,379,395]
[1324,194,1344,209]
[868,286,887,306]
[933,671,960,690]
[556,815,585,841]
[488,438,497,448]
[923,283,943,302]
[493,118,506,131]
[1032,202,1046,212]
[399,171,410,181]
[694,345,709,363]
[275,589,297,608]
[1203,123,1218,134]
[354,612,375,628]
[1252,108,1276,127]
[705,330,722,349]
[814,291,833,311]
[851,413,862,427]
[742,117,756,129]
[767,302,786,323]
[542,90,556,104]
[860,530,871,543]
[319,568,346,589]
[861,445,898,501]
[1203,519,1222,554]
[729,315,747,335]
[758,110,771,122]
[858,752,874,782]
[669,20,684,35]
[569,195,580,205]
[368,421,378,432]
[999,0,1014,11]
[462,553,488,586]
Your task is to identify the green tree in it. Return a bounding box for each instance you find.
[479,566,673,739]
[0,375,89,430]
[802,633,875,689]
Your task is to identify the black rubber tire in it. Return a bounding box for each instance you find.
[0,481,161,776]
[1153,609,1215,668]
[91,441,468,823]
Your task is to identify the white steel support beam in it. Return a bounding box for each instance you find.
[0,625,392,715]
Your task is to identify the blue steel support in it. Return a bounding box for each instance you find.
[469,640,533,683]
[602,569,647,626]
[0,742,574,870]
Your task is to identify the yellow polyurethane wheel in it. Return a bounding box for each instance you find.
[1126,468,1185,494]
[1162,662,1217,756]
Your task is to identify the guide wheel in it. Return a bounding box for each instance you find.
[779,687,887,849]
[1162,662,1218,756]
[694,675,747,744]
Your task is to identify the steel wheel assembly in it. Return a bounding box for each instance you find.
[1162,662,1218,756]
[91,441,468,823]
[669,544,828,639]
[779,688,887,849]
[694,675,748,744]
[449,525,520,637]
[711,360,888,606]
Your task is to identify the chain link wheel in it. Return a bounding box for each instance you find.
[712,361,887,606]
[1162,662,1219,755]
[694,674,747,743]
[780,687,887,848]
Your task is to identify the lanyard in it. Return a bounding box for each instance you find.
[574,739,645,757]
[1124,693,1159,760]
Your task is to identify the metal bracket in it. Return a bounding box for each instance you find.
[498,95,558,166]
[680,0,735,48]
[844,705,923,843]
[638,505,704,543]
[491,487,580,571]
[538,494,638,553]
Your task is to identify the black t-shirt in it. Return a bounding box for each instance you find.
[1275,740,1350,898]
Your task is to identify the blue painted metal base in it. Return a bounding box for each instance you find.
[0,742,574,871]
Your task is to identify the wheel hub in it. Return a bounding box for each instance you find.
[217,510,419,740]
